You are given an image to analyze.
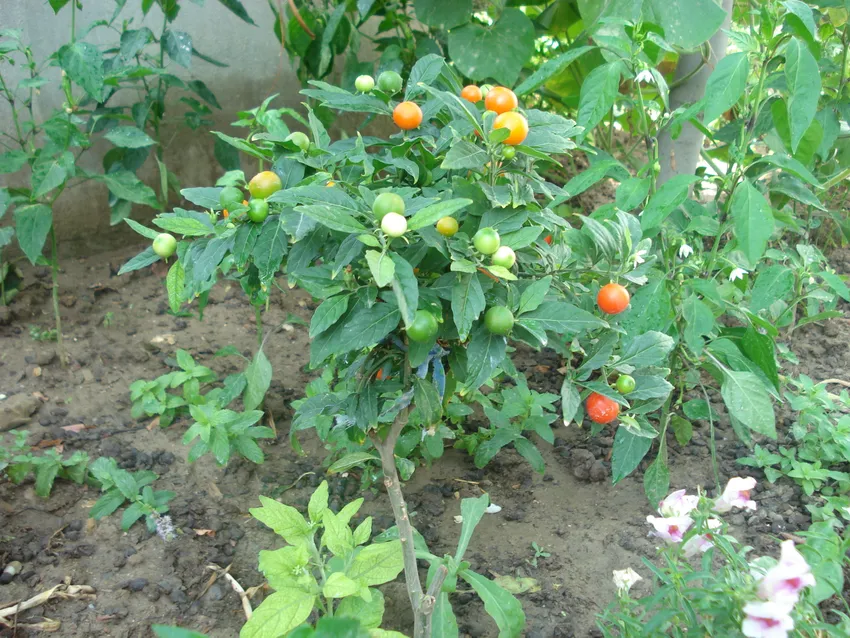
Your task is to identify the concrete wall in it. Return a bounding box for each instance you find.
[0,0,319,256]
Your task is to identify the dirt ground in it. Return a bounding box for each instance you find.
[1,240,849,638]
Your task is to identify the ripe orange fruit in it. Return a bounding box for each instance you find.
[493,111,528,145]
[544,235,553,245]
[393,101,423,130]
[586,393,620,424]
[485,87,518,114]
[461,85,483,103]
[597,282,630,315]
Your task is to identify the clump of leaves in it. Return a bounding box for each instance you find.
[89,457,175,533]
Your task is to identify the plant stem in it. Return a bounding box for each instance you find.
[49,226,67,367]
[254,305,263,348]
[70,0,77,43]
[369,408,433,638]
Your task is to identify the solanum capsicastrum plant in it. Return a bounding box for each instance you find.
[123,56,676,637]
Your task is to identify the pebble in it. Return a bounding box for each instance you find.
[169,589,189,604]
[122,578,148,592]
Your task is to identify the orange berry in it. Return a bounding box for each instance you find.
[586,393,620,424]
[493,111,529,145]
[597,283,630,315]
[461,85,483,103]
[485,87,518,114]
[393,101,423,130]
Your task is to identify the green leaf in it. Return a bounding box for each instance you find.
[32,152,72,198]
[750,265,794,313]
[240,589,315,638]
[390,253,418,328]
[90,490,127,519]
[620,276,671,335]
[784,37,821,154]
[244,348,272,411]
[612,426,653,484]
[307,481,329,525]
[153,212,214,236]
[515,46,594,96]
[166,260,185,313]
[99,171,161,208]
[463,325,506,390]
[581,0,725,50]
[682,294,714,355]
[671,415,693,446]
[640,174,699,230]
[730,179,774,265]
[741,326,779,391]
[514,437,545,474]
[447,9,535,86]
[414,377,442,426]
[124,218,160,240]
[366,250,395,288]
[310,302,400,366]
[250,495,312,545]
[57,41,104,100]
[643,455,670,505]
[456,494,489,562]
[346,541,404,586]
[518,301,606,335]
[164,30,192,68]
[720,370,776,439]
[566,160,628,197]
[407,198,472,231]
[299,204,367,234]
[577,62,621,136]
[0,150,28,174]
[615,177,650,212]
[460,570,525,637]
[253,216,288,284]
[181,187,222,209]
[14,204,52,265]
[753,154,820,187]
[560,377,581,426]
[328,452,380,474]
[820,270,850,302]
[48,0,71,12]
[322,572,361,599]
[34,462,60,497]
[441,142,488,170]
[322,510,355,557]
[216,0,255,24]
[310,294,350,338]
[336,589,385,629]
[517,276,551,315]
[259,545,312,590]
[618,331,675,368]
[106,126,156,148]
[414,0,471,29]
[703,53,749,123]
[121,501,146,530]
[432,592,459,638]
[406,54,450,100]
[451,273,485,340]
[118,246,160,275]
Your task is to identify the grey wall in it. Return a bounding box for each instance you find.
[0,0,315,255]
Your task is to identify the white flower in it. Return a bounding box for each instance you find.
[632,249,648,268]
[485,503,502,514]
[453,515,463,524]
[741,600,795,638]
[635,69,655,84]
[657,489,699,518]
[714,477,757,513]
[678,243,694,259]
[729,267,747,282]
[612,568,642,595]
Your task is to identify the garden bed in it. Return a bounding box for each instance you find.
[1,243,849,637]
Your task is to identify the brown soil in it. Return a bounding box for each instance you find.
[1,244,849,637]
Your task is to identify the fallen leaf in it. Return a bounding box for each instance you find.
[33,367,42,377]
[34,439,63,449]
[193,529,216,537]
[146,416,160,431]
[150,334,176,346]
[32,391,49,402]
[61,423,90,433]
[493,575,541,594]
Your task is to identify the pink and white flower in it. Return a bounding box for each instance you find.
[658,489,699,517]
[681,519,722,557]
[714,477,757,513]
[758,540,816,604]
[741,600,795,638]
[646,515,693,543]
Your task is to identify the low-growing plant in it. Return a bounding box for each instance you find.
[2,435,88,497]
[739,375,850,525]
[244,480,405,636]
[88,457,175,535]
[598,481,850,636]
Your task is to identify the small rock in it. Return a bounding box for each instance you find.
[589,461,607,482]
[122,578,148,592]
[169,589,189,604]
[205,583,224,601]
[0,394,42,432]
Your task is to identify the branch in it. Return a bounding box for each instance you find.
[423,565,449,636]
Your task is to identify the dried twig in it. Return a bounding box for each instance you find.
[206,565,252,620]
[286,0,315,39]
[0,582,95,624]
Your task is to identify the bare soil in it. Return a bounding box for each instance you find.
[1,244,849,637]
